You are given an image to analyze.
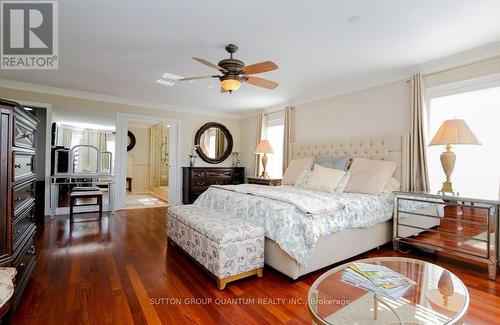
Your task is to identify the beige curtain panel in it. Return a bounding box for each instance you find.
[283,106,296,173]
[407,73,430,192]
[253,113,266,176]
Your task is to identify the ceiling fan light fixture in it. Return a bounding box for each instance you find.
[220,77,241,92]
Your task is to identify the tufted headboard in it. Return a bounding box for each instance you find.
[291,134,408,182]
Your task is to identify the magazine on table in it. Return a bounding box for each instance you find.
[341,262,416,300]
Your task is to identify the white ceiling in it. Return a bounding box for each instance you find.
[1,0,500,114]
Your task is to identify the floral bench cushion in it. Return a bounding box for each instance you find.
[168,205,264,245]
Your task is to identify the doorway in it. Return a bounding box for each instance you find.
[115,113,180,210]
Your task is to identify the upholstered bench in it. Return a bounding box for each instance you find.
[167,205,264,289]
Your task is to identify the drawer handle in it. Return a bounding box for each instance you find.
[457,226,463,231]
[197,181,205,186]
[457,242,463,247]
[457,210,463,216]
[15,197,22,202]
[26,162,32,167]
[15,230,20,234]
[14,163,21,168]
[19,262,25,267]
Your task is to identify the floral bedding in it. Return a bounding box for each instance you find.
[194,185,396,266]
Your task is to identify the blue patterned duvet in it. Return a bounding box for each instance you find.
[194,185,395,266]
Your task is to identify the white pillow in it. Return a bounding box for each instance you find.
[345,158,397,195]
[282,157,313,185]
[303,164,349,193]
[294,170,312,188]
[383,177,401,193]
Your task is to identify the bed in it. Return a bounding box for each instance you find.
[194,134,439,279]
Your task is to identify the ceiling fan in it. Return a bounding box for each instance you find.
[178,44,279,93]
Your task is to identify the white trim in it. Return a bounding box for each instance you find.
[0,78,241,119]
[115,113,181,209]
[15,100,53,217]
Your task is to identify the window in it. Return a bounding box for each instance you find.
[264,117,284,179]
[427,85,500,198]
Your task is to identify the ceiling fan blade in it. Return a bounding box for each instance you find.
[193,57,228,73]
[221,87,228,93]
[239,61,278,75]
[243,76,279,89]
[178,75,218,81]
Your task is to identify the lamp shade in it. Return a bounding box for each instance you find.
[429,119,480,146]
[255,140,274,154]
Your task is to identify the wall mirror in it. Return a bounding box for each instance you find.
[195,122,233,164]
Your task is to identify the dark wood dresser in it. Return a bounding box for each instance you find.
[182,167,244,204]
[0,99,38,309]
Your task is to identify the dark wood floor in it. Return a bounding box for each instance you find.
[11,207,500,324]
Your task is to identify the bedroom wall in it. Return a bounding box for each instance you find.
[240,79,411,174]
[0,87,241,168]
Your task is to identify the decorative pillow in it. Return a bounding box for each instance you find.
[314,155,351,171]
[383,177,401,193]
[336,172,351,193]
[294,170,313,188]
[345,158,397,195]
[282,156,313,185]
[303,164,349,193]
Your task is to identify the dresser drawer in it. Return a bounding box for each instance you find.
[191,170,207,178]
[13,113,36,151]
[12,180,35,216]
[13,204,35,249]
[14,231,36,294]
[191,178,209,188]
[13,152,35,183]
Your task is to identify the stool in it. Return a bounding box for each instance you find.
[69,190,103,222]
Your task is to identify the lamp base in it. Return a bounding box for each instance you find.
[259,171,269,178]
[438,180,455,195]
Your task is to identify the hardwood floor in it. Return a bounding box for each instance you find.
[11,207,500,324]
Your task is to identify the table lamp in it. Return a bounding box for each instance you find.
[429,119,480,194]
[255,140,274,178]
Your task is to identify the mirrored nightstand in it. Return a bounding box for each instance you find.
[393,191,499,280]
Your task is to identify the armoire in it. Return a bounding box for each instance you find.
[0,98,38,309]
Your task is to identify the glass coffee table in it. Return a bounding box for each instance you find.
[308,257,469,325]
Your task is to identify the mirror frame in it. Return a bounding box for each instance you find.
[194,122,233,164]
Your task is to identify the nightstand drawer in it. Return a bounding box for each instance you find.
[402,228,491,259]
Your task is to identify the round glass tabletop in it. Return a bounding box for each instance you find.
[308,257,469,325]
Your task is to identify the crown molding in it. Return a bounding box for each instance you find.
[0,78,243,119]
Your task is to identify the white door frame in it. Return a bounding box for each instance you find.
[115,112,181,209]
[16,100,53,217]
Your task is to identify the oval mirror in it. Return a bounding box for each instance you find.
[194,122,233,164]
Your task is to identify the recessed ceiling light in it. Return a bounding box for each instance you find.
[348,14,363,23]
[162,72,182,80]
[156,78,175,86]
